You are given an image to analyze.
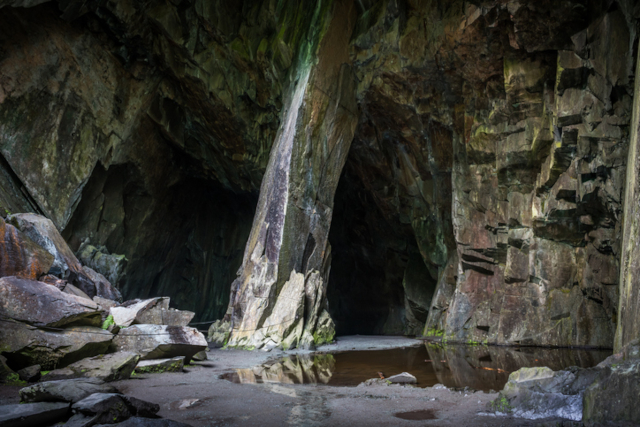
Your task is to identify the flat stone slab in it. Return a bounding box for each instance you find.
[113,325,207,362]
[0,319,112,370]
[72,393,131,424]
[20,378,118,403]
[135,357,184,374]
[0,402,69,427]
[110,298,168,327]
[42,352,139,382]
[0,277,101,328]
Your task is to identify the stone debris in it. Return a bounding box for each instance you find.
[20,378,118,404]
[76,242,127,286]
[109,297,193,328]
[82,266,122,302]
[113,325,207,362]
[42,352,139,382]
[72,393,132,424]
[0,402,70,427]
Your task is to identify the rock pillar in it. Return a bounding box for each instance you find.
[225,0,358,350]
[615,46,640,353]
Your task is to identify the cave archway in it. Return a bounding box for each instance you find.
[327,160,439,336]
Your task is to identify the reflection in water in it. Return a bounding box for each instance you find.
[222,344,611,392]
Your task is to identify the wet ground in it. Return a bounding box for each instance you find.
[110,336,609,426]
[223,343,611,392]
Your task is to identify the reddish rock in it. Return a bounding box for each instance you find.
[0,216,53,280]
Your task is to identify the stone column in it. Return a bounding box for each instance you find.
[225,0,358,350]
[615,46,640,353]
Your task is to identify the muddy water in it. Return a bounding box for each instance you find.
[222,343,611,392]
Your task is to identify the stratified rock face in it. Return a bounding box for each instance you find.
[226,0,358,350]
[1,0,640,351]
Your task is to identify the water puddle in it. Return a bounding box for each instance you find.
[394,409,438,420]
[221,343,611,392]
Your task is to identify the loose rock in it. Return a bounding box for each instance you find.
[72,393,131,424]
[112,325,207,362]
[20,378,118,404]
[0,276,101,327]
[16,365,41,383]
[42,352,139,382]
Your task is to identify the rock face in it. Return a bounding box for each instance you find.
[226,0,358,350]
[583,361,640,426]
[0,402,69,427]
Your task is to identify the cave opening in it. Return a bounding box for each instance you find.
[327,159,439,337]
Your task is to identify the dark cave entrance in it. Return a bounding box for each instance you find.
[327,161,439,336]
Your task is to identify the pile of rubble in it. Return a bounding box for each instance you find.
[0,213,207,426]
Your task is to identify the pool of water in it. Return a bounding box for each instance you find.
[222,343,611,392]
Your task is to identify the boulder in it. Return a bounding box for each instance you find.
[583,361,640,426]
[191,351,207,361]
[8,213,95,296]
[95,417,192,427]
[62,283,92,300]
[489,366,600,421]
[76,243,127,286]
[110,298,169,327]
[39,274,67,290]
[0,277,101,327]
[0,319,113,370]
[42,352,139,382]
[82,266,122,302]
[123,396,160,418]
[64,413,98,427]
[134,357,184,374]
[16,365,41,383]
[72,393,131,424]
[0,216,53,280]
[386,372,417,384]
[20,378,118,403]
[113,325,207,362]
[0,402,69,427]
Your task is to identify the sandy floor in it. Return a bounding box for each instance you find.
[0,336,572,426]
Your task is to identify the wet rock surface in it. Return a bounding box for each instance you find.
[0,402,70,427]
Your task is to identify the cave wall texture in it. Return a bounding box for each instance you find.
[1,0,640,351]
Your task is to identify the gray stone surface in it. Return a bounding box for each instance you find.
[20,378,117,403]
[0,216,54,280]
[112,325,206,361]
[0,276,101,327]
[76,243,127,287]
[0,402,69,427]
[123,396,160,418]
[110,298,169,328]
[42,352,139,382]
